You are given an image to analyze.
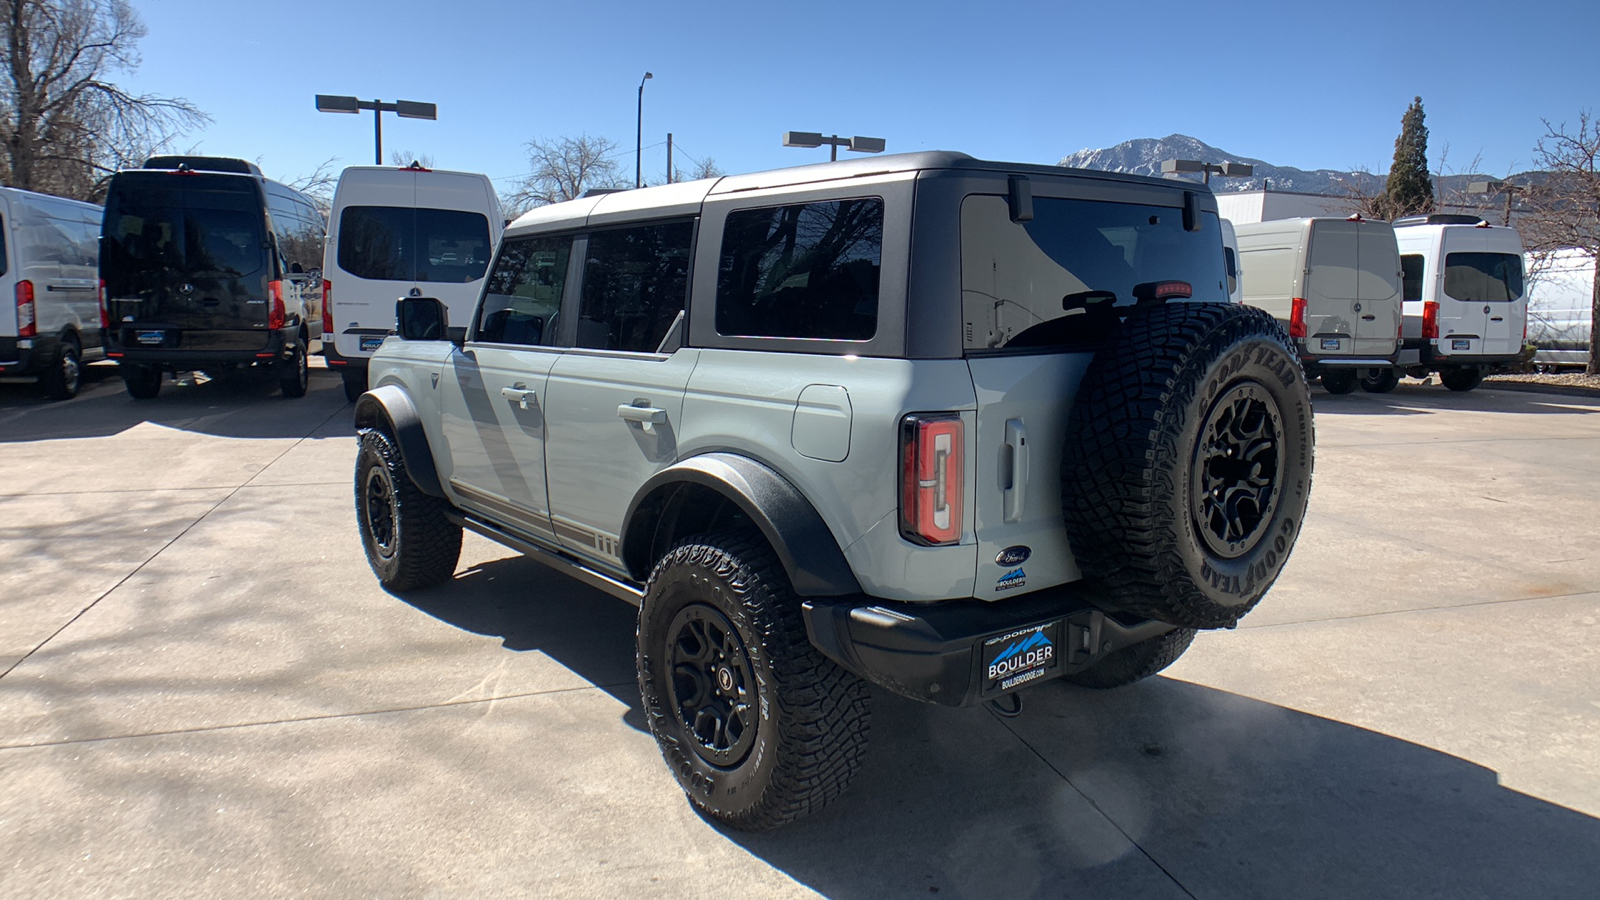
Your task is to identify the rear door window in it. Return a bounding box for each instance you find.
[1306,222,1359,300]
[576,221,694,353]
[1444,252,1523,302]
[1401,254,1425,302]
[1356,227,1400,299]
[477,233,573,346]
[338,206,491,283]
[102,176,265,280]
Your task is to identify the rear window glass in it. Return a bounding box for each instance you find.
[716,198,882,341]
[961,194,1226,351]
[1444,252,1523,302]
[102,175,265,280]
[337,206,491,283]
[577,221,693,353]
[1401,254,1425,302]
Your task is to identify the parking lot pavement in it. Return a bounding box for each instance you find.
[1,374,1597,899]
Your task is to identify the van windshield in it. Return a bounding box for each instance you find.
[337,206,491,283]
[961,194,1227,351]
[1444,252,1523,302]
[102,174,265,280]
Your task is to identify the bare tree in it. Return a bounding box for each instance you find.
[1,0,207,201]
[387,148,434,169]
[1519,113,1600,374]
[283,157,339,214]
[504,134,624,214]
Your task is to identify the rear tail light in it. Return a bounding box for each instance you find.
[900,414,964,546]
[98,279,110,330]
[15,280,36,338]
[321,280,333,335]
[268,280,286,331]
[1421,301,1439,340]
[1289,297,1307,339]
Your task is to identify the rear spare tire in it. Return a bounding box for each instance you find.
[1061,302,1314,630]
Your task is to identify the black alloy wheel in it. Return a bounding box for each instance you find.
[1191,383,1283,560]
[364,463,399,563]
[666,604,758,768]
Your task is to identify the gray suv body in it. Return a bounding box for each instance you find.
[352,152,1315,830]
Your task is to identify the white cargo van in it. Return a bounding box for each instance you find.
[0,187,103,399]
[323,164,503,401]
[1221,218,1242,303]
[1524,247,1592,370]
[1392,214,1527,391]
[1233,217,1402,393]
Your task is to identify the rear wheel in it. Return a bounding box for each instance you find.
[1440,366,1484,392]
[1066,628,1196,689]
[1359,367,1399,393]
[40,338,82,401]
[1061,302,1315,630]
[279,341,309,398]
[1320,369,1358,394]
[354,429,462,590]
[120,362,162,400]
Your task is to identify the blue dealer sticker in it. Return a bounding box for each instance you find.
[995,567,1027,592]
[1320,338,1340,350]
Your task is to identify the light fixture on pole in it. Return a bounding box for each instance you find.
[315,95,437,165]
[782,131,886,162]
[1160,159,1253,185]
[636,72,653,188]
[1468,180,1524,226]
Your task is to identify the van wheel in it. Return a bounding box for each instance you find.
[1320,369,1358,394]
[637,531,871,831]
[41,339,82,401]
[279,342,309,398]
[1066,628,1196,689]
[1359,368,1399,393]
[1062,302,1315,630]
[1440,366,1484,392]
[355,429,462,590]
[120,362,162,400]
[342,371,367,403]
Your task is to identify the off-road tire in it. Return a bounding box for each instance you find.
[637,531,871,831]
[1440,366,1484,392]
[1360,368,1399,393]
[1065,628,1196,689]
[120,362,162,400]
[342,371,367,403]
[279,341,309,398]
[40,338,81,400]
[1320,369,1358,394]
[1061,302,1315,630]
[354,428,462,590]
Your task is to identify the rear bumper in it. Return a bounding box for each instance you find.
[107,328,299,369]
[321,340,370,372]
[1397,341,1523,369]
[0,334,61,377]
[802,586,1175,707]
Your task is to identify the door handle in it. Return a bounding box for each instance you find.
[617,404,667,426]
[1361,314,1376,321]
[500,384,536,409]
[1002,418,1028,523]
[1490,316,1504,322]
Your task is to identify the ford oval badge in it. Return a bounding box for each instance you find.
[996,545,1032,567]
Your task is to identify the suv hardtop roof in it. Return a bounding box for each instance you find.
[507,150,1210,234]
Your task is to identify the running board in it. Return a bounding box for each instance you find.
[450,512,645,605]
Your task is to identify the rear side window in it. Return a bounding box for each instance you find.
[477,234,573,346]
[1401,254,1425,302]
[337,206,491,283]
[1444,252,1523,302]
[716,198,883,340]
[0,213,7,277]
[576,221,693,353]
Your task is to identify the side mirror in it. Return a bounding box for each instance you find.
[396,297,451,342]
[290,261,305,274]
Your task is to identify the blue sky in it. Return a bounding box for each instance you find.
[132,0,1598,194]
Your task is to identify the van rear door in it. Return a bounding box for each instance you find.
[1438,229,1524,357]
[1303,220,1360,356]
[1353,222,1401,357]
[101,172,272,350]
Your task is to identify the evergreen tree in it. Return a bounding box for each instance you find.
[1381,97,1435,219]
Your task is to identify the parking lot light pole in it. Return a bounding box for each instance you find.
[782,131,887,162]
[315,95,437,165]
[637,72,653,188]
[1468,180,1525,226]
[1160,158,1254,186]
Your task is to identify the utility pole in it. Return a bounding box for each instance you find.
[667,133,673,184]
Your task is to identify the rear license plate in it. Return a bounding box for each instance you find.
[980,620,1061,695]
[1452,339,1471,350]
[1320,338,1340,350]
[136,330,165,346]
[360,336,385,352]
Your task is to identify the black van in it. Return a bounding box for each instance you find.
[100,156,326,399]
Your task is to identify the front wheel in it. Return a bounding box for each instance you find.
[1320,369,1358,394]
[120,362,162,400]
[1360,367,1399,393]
[354,429,462,590]
[637,531,871,831]
[1440,366,1484,392]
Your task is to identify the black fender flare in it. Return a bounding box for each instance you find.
[353,385,444,497]
[621,453,862,597]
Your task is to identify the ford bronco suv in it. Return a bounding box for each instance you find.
[352,152,1314,831]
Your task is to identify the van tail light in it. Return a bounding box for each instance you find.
[1288,297,1307,339]
[1421,301,1439,340]
[98,279,110,330]
[15,280,36,338]
[900,414,964,546]
[321,280,333,335]
[268,280,286,331]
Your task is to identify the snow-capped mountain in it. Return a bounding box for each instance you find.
[1060,134,1384,195]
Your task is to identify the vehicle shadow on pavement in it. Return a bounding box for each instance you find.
[1312,383,1600,416]
[0,365,347,442]
[726,677,1600,900]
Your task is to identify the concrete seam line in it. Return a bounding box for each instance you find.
[997,716,1201,900]
[0,405,350,683]
[0,682,637,752]
[1240,588,1600,630]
